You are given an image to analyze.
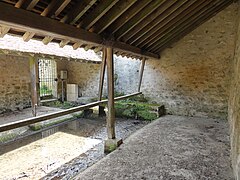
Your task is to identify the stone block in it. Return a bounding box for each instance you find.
[104,138,123,153]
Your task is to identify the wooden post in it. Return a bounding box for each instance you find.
[106,47,115,139]
[138,58,146,92]
[98,47,107,101]
[29,56,38,117]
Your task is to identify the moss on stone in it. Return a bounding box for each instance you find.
[137,110,157,121]
[115,100,160,121]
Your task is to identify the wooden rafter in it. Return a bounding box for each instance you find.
[106,0,151,35]
[61,0,97,24]
[127,0,196,45]
[79,0,119,30]
[59,0,97,48]
[89,0,137,33]
[0,25,10,38]
[154,0,232,53]
[73,42,84,50]
[23,31,35,42]
[59,39,70,48]
[133,0,207,47]
[41,0,71,18]
[15,0,39,10]
[41,0,70,45]
[122,0,181,43]
[145,0,222,51]
[0,2,159,59]
[114,0,167,40]
[42,36,54,45]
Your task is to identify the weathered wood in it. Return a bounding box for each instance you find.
[42,36,54,45]
[72,42,83,50]
[132,0,200,46]
[138,58,146,92]
[0,26,10,38]
[59,40,70,48]
[61,0,97,24]
[41,0,71,45]
[148,0,224,51]
[98,47,107,101]
[154,0,232,53]
[105,0,151,34]
[29,57,38,117]
[90,0,137,33]
[115,0,166,40]
[80,0,119,30]
[0,2,159,59]
[21,0,39,10]
[106,47,115,139]
[41,0,70,17]
[122,0,179,42]
[0,92,142,132]
[23,31,35,42]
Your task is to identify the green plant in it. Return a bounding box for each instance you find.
[40,84,52,96]
[0,133,17,143]
[137,110,157,121]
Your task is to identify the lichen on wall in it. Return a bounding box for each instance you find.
[0,54,31,113]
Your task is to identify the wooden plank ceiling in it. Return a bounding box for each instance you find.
[0,0,234,59]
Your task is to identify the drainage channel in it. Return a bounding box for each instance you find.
[0,117,149,180]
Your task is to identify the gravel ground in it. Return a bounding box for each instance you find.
[74,115,234,180]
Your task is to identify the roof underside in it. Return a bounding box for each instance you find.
[0,0,234,59]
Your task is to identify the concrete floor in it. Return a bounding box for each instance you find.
[74,115,234,180]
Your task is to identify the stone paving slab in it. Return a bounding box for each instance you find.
[74,115,234,180]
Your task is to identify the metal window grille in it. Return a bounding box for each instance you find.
[38,59,57,99]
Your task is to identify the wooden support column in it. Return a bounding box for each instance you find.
[106,47,115,139]
[29,56,38,117]
[98,47,107,116]
[98,47,107,101]
[104,46,122,153]
[138,58,146,92]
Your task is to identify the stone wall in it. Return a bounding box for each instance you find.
[0,54,31,113]
[229,1,240,179]
[115,4,237,119]
[64,61,101,97]
[114,56,141,94]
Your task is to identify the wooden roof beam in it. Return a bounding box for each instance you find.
[41,0,71,18]
[41,0,71,45]
[89,0,137,34]
[128,0,196,45]
[114,0,166,40]
[105,0,151,35]
[133,0,207,47]
[122,0,185,43]
[79,0,119,30]
[42,36,54,45]
[0,2,159,59]
[146,0,223,51]
[59,0,97,47]
[59,40,70,48]
[23,31,35,42]
[61,0,97,25]
[0,25,10,38]
[73,42,84,50]
[15,0,39,10]
[153,0,232,53]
